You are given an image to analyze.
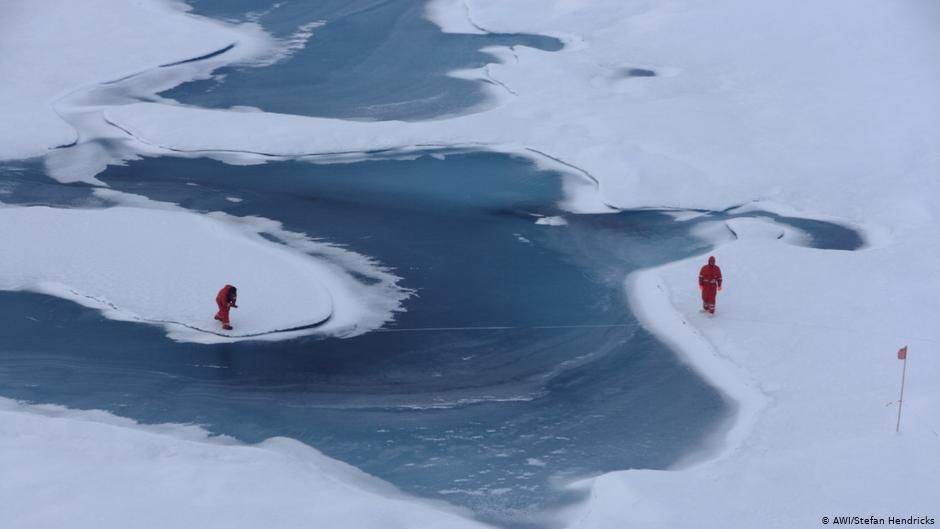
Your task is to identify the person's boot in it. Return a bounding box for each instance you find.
[223,324,233,330]
[214,314,222,321]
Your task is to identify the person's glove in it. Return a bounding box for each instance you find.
[232,304,239,308]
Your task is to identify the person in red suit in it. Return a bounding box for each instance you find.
[698,256,722,314]
[214,284,238,330]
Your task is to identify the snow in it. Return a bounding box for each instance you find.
[0,0,275,162]
[0,397,493,529]
[0,199,331,342]
[94,0,940,231]
[105,103,438,157]
[689,217,812,248]
[419,0,938,525]
[2,0,940,525]
[535,216,568,226]
[598,223,940,528]
[0,190,408,343]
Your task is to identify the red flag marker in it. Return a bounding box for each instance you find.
[896,346,909,433]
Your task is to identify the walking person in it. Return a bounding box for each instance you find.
[698,256,722,314]
[214,284,238,330]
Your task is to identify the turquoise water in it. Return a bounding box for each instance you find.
[0,155,859,526]
[165,0,562,120]
[0,1,863,527]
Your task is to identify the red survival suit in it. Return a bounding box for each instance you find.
[698,256,722,314]
[214,284,238,329]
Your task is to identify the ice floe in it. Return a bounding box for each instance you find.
[612,225,940,528]
[0,190,409,343]
[0,397,493,529]
[3,0,940,526]
[0,0,276,162]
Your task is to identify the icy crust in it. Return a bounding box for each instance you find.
[0,0,278,162]
[0,202,329,341]
[690,217,812,248]
[0,398,494,529]
[97,0,940,233]
[3,0,940,525]
[103,103,440,157]
[5,0,939,232]
[0,191,408,343]
[600,224,940,528]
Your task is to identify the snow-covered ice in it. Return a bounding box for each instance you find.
[0,199,332,342]
[0,0,275,162]
[534,216,568,227]
[605,222,940,528]
[0,397,493,529]
[2,0,939,526]
[689,216,813,248]
[0,190,408,343]
[94,0,940,227]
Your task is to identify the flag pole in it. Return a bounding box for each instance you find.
[896,346,908,433]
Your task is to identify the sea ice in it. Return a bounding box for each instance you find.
[0,190,408,343]
[0,398,493,529]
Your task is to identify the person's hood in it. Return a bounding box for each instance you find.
[708,256,716,265]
